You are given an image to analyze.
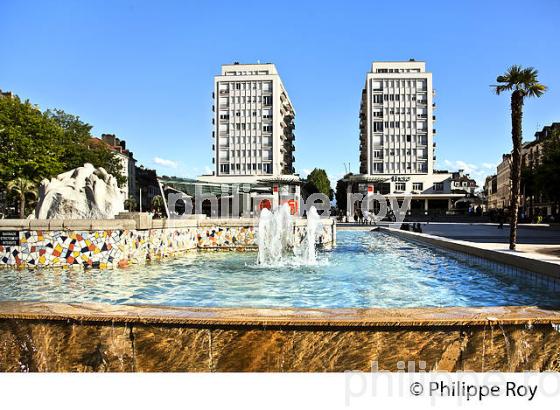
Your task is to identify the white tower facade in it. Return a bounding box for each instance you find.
[211,63,295,182]
[359,60,435,177]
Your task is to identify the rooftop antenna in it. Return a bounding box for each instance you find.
[343,162,348,174]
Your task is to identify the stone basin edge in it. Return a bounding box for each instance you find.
[0,301,559,328]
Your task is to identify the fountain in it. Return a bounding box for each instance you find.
[257,204,323,266]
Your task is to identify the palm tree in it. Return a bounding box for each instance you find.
[494,65,547,250]
[124,195,137,212]
[150,195,165,216]
[7,177,37,219]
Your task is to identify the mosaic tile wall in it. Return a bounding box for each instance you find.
[196,226,256,249]
[0,229,198,269]
[0,222,335,269]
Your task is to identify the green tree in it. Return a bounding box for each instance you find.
[151,195,165,216]
[494,66,547,250]
[303,168,334,201]
[534,129,560,208]
[46,109,126,187]
[0,95,126,205]
[0,95,65,184]
[124,196,138,212]
[335,173,353,213]
[7,177,37,218]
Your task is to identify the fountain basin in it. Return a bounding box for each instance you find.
[1,228,559,372]
[1,301,560,372]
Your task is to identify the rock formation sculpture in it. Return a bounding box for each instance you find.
[34,163,125,219]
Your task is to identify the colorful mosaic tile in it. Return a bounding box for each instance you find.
[0,222,333,270]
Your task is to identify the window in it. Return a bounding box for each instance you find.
[263,125,272,132]
[220,164,230,173]
[263,96,272,105]
[412,182,423,191]
[373,163,383,173]
[373,150,382,158]
[433,182,443,191]
[395,183,406,191]
[406,135,411,142]
[373,122,383,132]
[235,83,241,90]
[373,95,383,103]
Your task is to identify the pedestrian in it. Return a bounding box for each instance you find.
[353,210,358,223]
[498,211,504,229]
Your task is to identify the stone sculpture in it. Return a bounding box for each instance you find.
[33,163,125,219]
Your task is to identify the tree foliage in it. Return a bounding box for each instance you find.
[335,173,353,212]
[46,109,126,187]
[302,168,334,201]
[534,129,560,204]
[0,95,125,191]
[7,177,37,218]
[0,96,65,184]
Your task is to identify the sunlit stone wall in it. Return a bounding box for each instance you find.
[1,303,559,372]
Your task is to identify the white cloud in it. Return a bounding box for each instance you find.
[441,159,498,188]
[482,162,497,170]
[443,159,479,174]
[153,157,179,169]
[301,168,313,178]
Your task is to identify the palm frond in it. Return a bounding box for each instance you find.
[494,65,547,98]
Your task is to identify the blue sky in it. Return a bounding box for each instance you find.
[1,0,559,187]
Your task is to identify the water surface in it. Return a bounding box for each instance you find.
[0,231,558,308]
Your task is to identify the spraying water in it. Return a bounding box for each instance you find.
[297,206,322,264]
[257,204,323,266]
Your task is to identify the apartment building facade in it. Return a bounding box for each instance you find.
[90,134,137,200]
[203,63,296,184]
[488,122,560,217]
[354,60,464,212]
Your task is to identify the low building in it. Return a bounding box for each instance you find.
[495,154,511,210]
[135,166,162,212]
[450,169,477,195]
[489,122,559,217]
[484,174,498,209]
[93,134,137,200]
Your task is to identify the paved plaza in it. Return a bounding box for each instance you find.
[419,223,560,245]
